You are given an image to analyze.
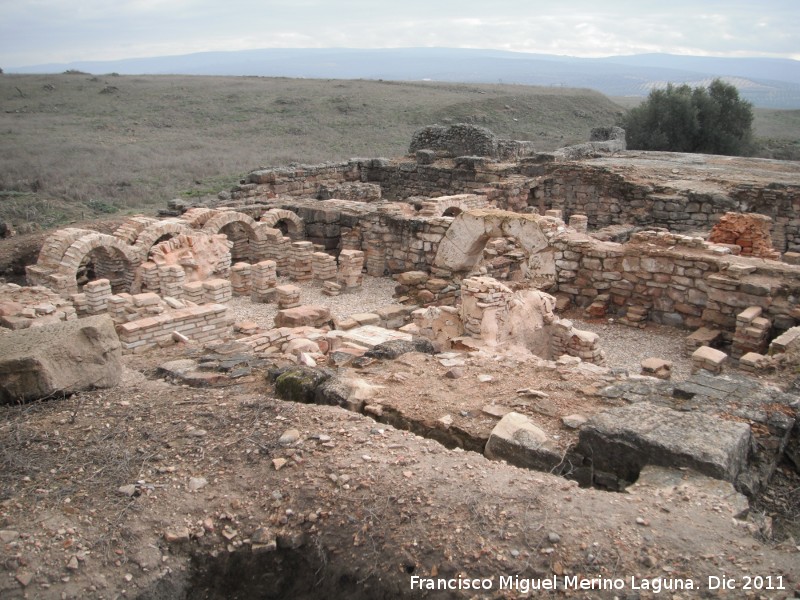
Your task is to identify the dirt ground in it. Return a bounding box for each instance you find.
[1,341,799,600]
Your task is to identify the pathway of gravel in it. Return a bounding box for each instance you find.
[568,314,694,380]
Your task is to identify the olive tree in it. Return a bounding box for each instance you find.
[621,79,754,156]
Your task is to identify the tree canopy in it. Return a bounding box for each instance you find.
[621,79,754,156]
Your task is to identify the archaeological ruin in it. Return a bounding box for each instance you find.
[1,124,799,597]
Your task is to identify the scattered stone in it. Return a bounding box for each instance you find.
[118,484,138,497]
[640,357,672,380]
[561,414,588,429]
[548,532,561,544]
[516,388,549,399]
[272,458,288,471]
[482,404,513,418]
[364,338,435,359]
[485,412,563,472]
[477,374,494,383]
[278,429,301,445]
[0,315,122,404]
[171,331,190,343]
[274,305,332,328]
[187,477,208,491]
[271,366,332,403]
[315,376,382,412]
[16,572,33,587]
[164,527,191,543]
[0,530,20,543]
[66,556,80,571]
[445,367,465,379]
[251,527,277,552]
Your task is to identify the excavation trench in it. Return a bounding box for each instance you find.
[267,364,587,486]
[137,546,404,600]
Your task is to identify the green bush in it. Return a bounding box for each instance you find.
[621,79,754,156]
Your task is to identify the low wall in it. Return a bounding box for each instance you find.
[116,304,233,353]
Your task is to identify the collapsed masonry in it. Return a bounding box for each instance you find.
[4,124,800,495]
[11,124,800,362]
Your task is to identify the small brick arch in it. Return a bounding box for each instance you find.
[131,220,193,261]
[259,209,305,239]
[35,228,96,269]
[181,207,217,229]
[202,210,258,238]
[113,216,159,244]
[57,233,140,292]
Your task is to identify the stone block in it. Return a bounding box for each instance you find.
[0,315,122,403]
[485,412,563,472]
[576,402,751,485]
[640,357,672,380]
[692,345,728,374]
[274,305,332,328]
[133,292,161,307]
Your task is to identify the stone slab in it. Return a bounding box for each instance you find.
[331,325,412,349]
[576,402,751,485]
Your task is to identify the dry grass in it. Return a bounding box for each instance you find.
[1,74,797,230]
[0,74,624,228]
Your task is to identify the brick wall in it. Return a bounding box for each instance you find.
[116,304,232,353]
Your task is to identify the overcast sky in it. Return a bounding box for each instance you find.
[2,0,798,68]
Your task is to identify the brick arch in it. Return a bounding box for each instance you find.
[113,216,159,244]
[202,210,259,238]
[35,228,96,269]
[259,209,305,239]
[181,207,217,229]
[57,233,140,288]
[131,220,193,261]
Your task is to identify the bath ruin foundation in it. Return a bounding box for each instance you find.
[4,124,800,496]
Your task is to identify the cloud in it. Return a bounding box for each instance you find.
[1,0,797,67]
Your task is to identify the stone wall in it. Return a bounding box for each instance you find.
[525,163,800,252]
[552,229,800,336]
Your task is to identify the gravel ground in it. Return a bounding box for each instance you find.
[225,274,398,328]
[567,314,694,380]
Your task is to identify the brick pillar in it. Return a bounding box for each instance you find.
[251,260,278,303]
[84,278,112,315]
[230,262,253,296]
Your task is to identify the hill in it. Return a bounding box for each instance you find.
[8,48,800,109]
[0,74,624,229]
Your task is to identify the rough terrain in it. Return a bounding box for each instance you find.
[1,286,798,599]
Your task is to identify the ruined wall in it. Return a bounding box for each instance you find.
[553,229,800,335]
[526,163,800,252]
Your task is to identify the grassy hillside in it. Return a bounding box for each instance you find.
[1,74,797,232]
[0,74,623,229]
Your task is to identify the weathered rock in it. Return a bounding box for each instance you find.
[271,366,333,403]
[561,414,588,429]
[485,412,563,472]
[575,402,751,487]
[315,376,383,412]
[364,338,435,359]
[0,315,122,404]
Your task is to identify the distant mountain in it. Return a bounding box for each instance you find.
[8,47,800,109]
